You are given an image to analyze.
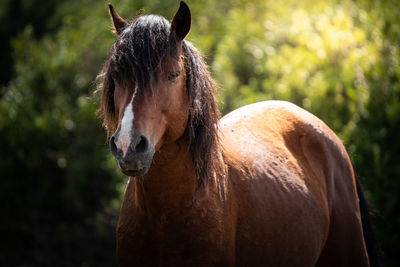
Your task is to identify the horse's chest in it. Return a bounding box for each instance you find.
[117,215,233,266]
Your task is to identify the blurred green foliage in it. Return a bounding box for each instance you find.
[0,0,399,266]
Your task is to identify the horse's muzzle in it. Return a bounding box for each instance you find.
[109,133,155,177]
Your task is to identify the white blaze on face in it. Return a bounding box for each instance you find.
[117,89,137,157]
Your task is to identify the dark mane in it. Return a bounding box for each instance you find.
[96,14,222,185]
[182,40,222,186]
[112,14,170,89]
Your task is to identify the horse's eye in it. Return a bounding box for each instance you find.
[167,71,180,83]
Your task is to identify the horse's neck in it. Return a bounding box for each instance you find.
[128,138,225,219]
[118,139,234,264]
[134,140,197,214]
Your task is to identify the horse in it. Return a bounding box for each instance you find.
[96,2,379,266]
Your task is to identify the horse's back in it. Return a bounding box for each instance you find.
[219,101,369,266]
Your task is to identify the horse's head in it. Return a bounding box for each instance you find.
[100,2,191,176]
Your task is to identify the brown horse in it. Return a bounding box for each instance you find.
[97,2,379,266]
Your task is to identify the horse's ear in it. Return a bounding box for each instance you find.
[108,4,128,35]
[171,1,191,40]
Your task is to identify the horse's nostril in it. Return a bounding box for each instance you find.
[110,135,118,155]
[135,135,148,154]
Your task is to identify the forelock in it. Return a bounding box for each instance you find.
[110,15,172,89]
